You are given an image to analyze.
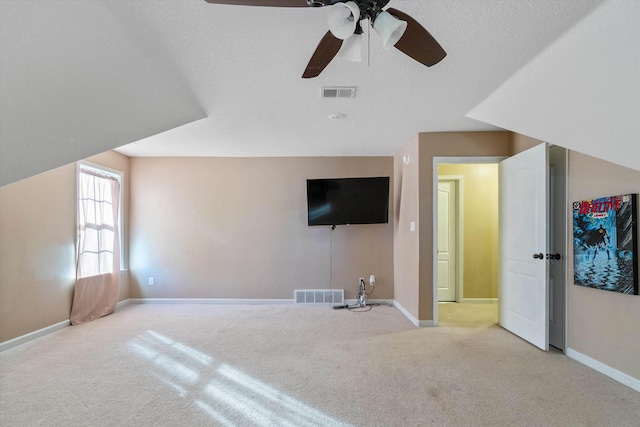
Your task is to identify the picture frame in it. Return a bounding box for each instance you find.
[573,193,638,295]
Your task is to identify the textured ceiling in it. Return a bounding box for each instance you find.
[112,0,603,157]
[5,0,637,186]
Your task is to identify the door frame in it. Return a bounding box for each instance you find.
[432,156,507,326]
[548,145,568,351]
[437,175,464,302]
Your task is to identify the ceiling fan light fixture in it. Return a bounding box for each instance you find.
[329,112,347,120]
[328,1,360,40]
[373,10,407,49]
[337,33,362,62]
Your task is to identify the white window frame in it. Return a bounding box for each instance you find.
[76,161,125,271]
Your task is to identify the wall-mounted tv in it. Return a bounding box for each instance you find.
[306,177,390,226]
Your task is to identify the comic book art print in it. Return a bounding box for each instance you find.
[573,194,638,295]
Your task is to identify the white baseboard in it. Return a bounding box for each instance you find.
[0,319,70,353]
[0,299,131,352]
[459,298,498,304]
[566,347,640,392]
[129,298,294,305]
[418,319,435,327]
[116,299,130,308]
[369,299,395,305]
[393,300,435,327]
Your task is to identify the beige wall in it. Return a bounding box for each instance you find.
[567,151,640,379]
[128,157,393,301]
[393,136,420,317]
[438,163,499,299]
[2,133,636,390]
[0,151,130,343]
[417,132,512,320]
[511,133,542,154]
[390,131,513,321]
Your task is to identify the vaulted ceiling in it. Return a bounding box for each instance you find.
[1,0,638,186]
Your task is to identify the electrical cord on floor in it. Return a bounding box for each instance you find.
[367,302,394,308]
[332,301,393,312]
[347,305,372,312]
[348,302,394,312]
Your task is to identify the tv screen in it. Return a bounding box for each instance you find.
[307,177,390,226]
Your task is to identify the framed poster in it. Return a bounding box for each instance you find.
[573,194,638,295]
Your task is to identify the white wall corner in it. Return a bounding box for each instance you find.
[566,347,640,393]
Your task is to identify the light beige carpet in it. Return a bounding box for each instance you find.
[1,303,639,426]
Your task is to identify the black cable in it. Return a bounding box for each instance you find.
[329,225,333,293]
[330,225,343,310]
[367,302,393,307]
[347,305,372,312]
[343,301,393,312]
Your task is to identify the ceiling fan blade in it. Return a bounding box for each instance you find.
[204,0,309,6]
[302,31,343,78]
[386,8,446,67]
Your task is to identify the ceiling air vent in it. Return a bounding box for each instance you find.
[321,86,356,99]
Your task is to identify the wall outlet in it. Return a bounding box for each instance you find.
[148,277,155,286]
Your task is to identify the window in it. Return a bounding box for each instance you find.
[77,162,123,278]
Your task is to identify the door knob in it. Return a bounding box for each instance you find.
[533,253,544,259]
[546,253,561,260]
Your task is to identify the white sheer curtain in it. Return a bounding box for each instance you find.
[70,169,121,325]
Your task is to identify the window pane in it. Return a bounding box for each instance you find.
[79,253,99,278]
[97,200,114,226]
[84,227,100,253]
[99,229,114,252]
[86,200,97,225]
[81,174,95,200]
[99,251,113,275]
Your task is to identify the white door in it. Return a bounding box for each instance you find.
[499,143,549,350]
[438,180,457,302]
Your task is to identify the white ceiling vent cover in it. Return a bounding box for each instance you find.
[321,87,356,98]
[295,289,344,304]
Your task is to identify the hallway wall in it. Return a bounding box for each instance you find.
[438,164,499,299]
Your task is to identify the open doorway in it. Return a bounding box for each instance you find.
[433,149,567,351]
[438,164,500,304]
[433,157,504,329]
[436,161,501,326]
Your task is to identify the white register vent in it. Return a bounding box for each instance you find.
[321,86,356,98]
[294,289,344,304]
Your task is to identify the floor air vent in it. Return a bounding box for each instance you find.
[295,289,344,304]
